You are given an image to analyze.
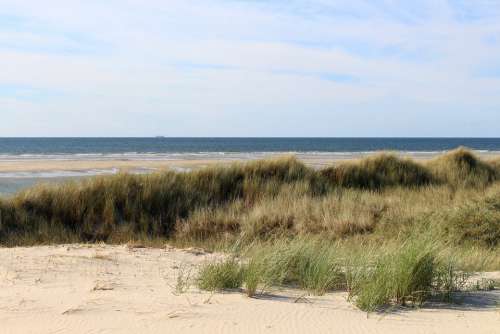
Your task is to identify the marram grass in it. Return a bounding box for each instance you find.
[0,148,499,247]
[197,258,243,291]
[196,236,468,311]
[1,148,499,312]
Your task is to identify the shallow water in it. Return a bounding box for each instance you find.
[0,177,84,197]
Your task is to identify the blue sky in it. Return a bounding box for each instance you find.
[1,0,499,136]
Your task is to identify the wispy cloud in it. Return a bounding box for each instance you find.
[0,0,499,136]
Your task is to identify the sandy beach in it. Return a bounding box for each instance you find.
[0,244,498,334]
[3,0,500,332]
[0,158,220,174]
[1,151,499,174]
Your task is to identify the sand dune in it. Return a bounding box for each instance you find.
[1,245,498,334]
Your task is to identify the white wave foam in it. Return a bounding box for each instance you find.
[0,150,497,162]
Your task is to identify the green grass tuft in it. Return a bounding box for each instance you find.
[347,238,466,312]
[350,240,437,311]
[197,258,243,291]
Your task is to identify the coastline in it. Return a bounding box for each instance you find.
[1,151,499,173]
[1,151,499,196]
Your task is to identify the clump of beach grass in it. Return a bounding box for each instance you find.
[440,190,500,247]
[254,238,344,295]
[196,238,345,297]
[348,238,440,311]
[321,153,435,189]
[197,258,244,292]
[248,238,344,295]
[428,147,498,188]
[196,236,470,312]
[241,257,262,297]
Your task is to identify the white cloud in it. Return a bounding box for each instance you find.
[0,0,499,136]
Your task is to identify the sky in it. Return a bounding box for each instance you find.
[1,0,500,137]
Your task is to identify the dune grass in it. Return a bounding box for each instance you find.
[428,148,498,188]
[0,148,499,248]
[197,258,244,291]
[1,148,499,311]
[349,238,447,311]
[195,236,470,311]
[242,238,344,295]
[321,153,435,189]
[196,238,345,297]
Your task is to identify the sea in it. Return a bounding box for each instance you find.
[1,137,500,196]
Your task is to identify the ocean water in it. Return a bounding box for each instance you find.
[1,137,500,157]
[1,138,499,195]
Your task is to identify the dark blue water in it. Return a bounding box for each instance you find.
[1,138,500,155]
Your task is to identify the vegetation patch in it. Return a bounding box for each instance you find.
[197,258,244,291]
[428,147,498,188]
[0,149,499,262]
[348,239,453,312]
[195,237,471,312]
[439,193,500,247]
[321,154,435,189]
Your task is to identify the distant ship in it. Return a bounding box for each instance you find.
[155,136,166,138]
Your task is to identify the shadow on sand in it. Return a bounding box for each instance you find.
[373,290,500,316]
[424,290,499,311]
[246,288,500,313]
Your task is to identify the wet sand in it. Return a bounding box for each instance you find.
[1,151,499,173]
[0,159,221,173]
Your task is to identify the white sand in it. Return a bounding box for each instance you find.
[1,245,499,334]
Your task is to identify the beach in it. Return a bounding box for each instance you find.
[1,244,499,334]
[1,148,500,333]
[1,151,499,196]
[2,151,500,172]
[3,0,500,331]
